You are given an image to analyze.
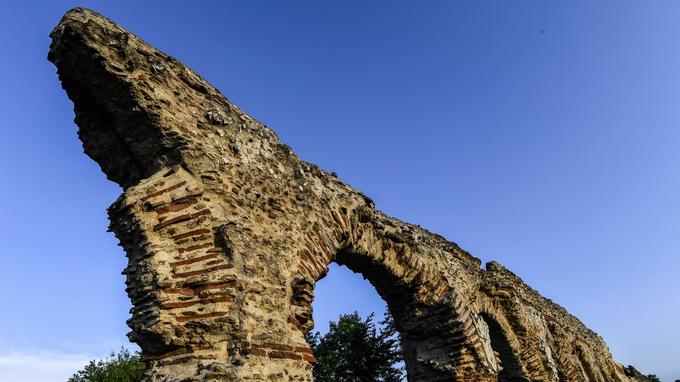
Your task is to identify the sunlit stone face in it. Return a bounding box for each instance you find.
[50,8,640,382]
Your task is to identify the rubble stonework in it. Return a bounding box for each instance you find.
[49,8,642,382]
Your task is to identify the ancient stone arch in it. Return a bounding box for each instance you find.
[49,8,641,382]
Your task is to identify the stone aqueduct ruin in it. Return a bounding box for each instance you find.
[50,8,641,382]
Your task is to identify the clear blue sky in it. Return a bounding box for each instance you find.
[1,1,678,381]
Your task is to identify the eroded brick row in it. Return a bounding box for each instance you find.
[241,341,316,363]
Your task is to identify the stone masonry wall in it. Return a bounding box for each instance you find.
[49,8,642,382]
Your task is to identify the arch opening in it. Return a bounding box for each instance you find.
[310,262,406,381]
[480,313,526,382]
[305,248,468,382]
[576,346,603,382]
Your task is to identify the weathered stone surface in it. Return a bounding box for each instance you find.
[49,8,642,382]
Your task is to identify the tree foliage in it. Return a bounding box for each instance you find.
[68,348,144,382]
[306,311,405,382]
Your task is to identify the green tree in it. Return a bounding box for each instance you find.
[306,311,405,382]
[68,348,144,382]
